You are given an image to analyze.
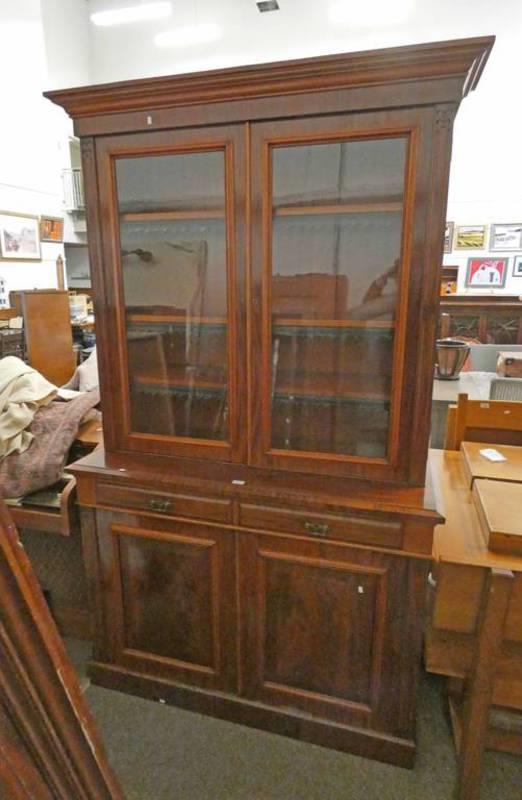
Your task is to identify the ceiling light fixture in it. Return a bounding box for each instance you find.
[90,2,172,27]
[256,1,280,12]
[328,0,414,28]
[154,22,222,48]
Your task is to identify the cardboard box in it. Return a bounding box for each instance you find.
[497,351,522,378]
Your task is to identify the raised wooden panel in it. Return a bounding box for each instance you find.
[119,530,216,667]
[239,532,427,738]
[96,512,236,691]
[262,553,383,706]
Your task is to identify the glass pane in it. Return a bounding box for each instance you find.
[270,137,407,458]
[115,150,229,440]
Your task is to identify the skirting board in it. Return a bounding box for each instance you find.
[88,661,416,769]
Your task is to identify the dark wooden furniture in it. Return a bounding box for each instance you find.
[46,37,493,766]
[426,449,522,800]
[10,289,76,385]
[439,295,522,344]
[0,501,122,799]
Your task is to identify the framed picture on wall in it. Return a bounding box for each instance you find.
[455,224,488,250]
[444,221,454,253]
[490,223,522,251]
[465,257,508,288]
[513,256,522,277]
[40,216,64,243]
[0,212,41,260]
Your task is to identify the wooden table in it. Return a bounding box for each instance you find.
[427,448,522,799]
[461,440,522,487]
[430,371,495,448]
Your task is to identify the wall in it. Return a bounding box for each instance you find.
[80,0,522,296]
[0,0,90,299]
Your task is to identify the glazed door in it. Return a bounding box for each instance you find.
[93,125,246,461]
[249,109,440,483]
[238,531,426,740]
[94,511,237,693]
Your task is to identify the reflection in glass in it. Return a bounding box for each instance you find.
[114,150,229,441]
[270,137,407,458]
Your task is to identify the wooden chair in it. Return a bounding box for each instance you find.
[444,393,522,450]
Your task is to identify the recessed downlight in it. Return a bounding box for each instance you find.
[90,2,172,27]
[256,1,280,12]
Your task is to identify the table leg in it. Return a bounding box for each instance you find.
[457,567,514,800]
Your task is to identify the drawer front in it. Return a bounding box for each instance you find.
[239,503,403,548]
[96,482,232,524]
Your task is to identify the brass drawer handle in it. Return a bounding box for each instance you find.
[304,521,330,537]
[149,499,172,513]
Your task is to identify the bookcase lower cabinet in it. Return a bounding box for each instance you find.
[82,500,432,768]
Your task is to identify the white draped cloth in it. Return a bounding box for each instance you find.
[0,356,57,460]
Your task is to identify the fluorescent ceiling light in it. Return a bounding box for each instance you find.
[90,2,172,27]
[329,0,414,28]
[154,23,222,48]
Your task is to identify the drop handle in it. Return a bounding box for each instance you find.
[304,521,330,537]
[149,499,172,513]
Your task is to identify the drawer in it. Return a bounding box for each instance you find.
[238,503,403,548]
[96,482,232,524]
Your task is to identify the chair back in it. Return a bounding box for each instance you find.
[445,392,522,450]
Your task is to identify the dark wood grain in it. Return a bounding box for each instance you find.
[44,37,494,119]
[0,502,123,799]
[46,38,492,767]
[95,511,237,691]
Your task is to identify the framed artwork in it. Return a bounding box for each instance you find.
[513,255,522,277]
[444,221,454,253]
[490,223,522,251]
[0,212,41,260]
[465,257,508,289]
[40,216,64,243]
[455,224,487,250]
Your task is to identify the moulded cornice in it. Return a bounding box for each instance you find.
[44,36,494,120]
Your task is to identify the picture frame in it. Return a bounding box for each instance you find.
[490,223,522,251]
[465,257,508,289]
[513,255,522,277]
[455,224,487,250]
[0,212,41,260]
[40,215,64,243]
[444,221,454,253]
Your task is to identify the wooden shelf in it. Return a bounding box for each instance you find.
[127,314,227,325]
[132,367,227,392]
[274,374,391,402]
[273,200,403,217]
[120,209,224,222]
[273,318,395,329]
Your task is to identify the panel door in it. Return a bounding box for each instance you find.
[91,124,246,462]
[238,532,427,739]
[95,511,236,692]
[249,108,445,483]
